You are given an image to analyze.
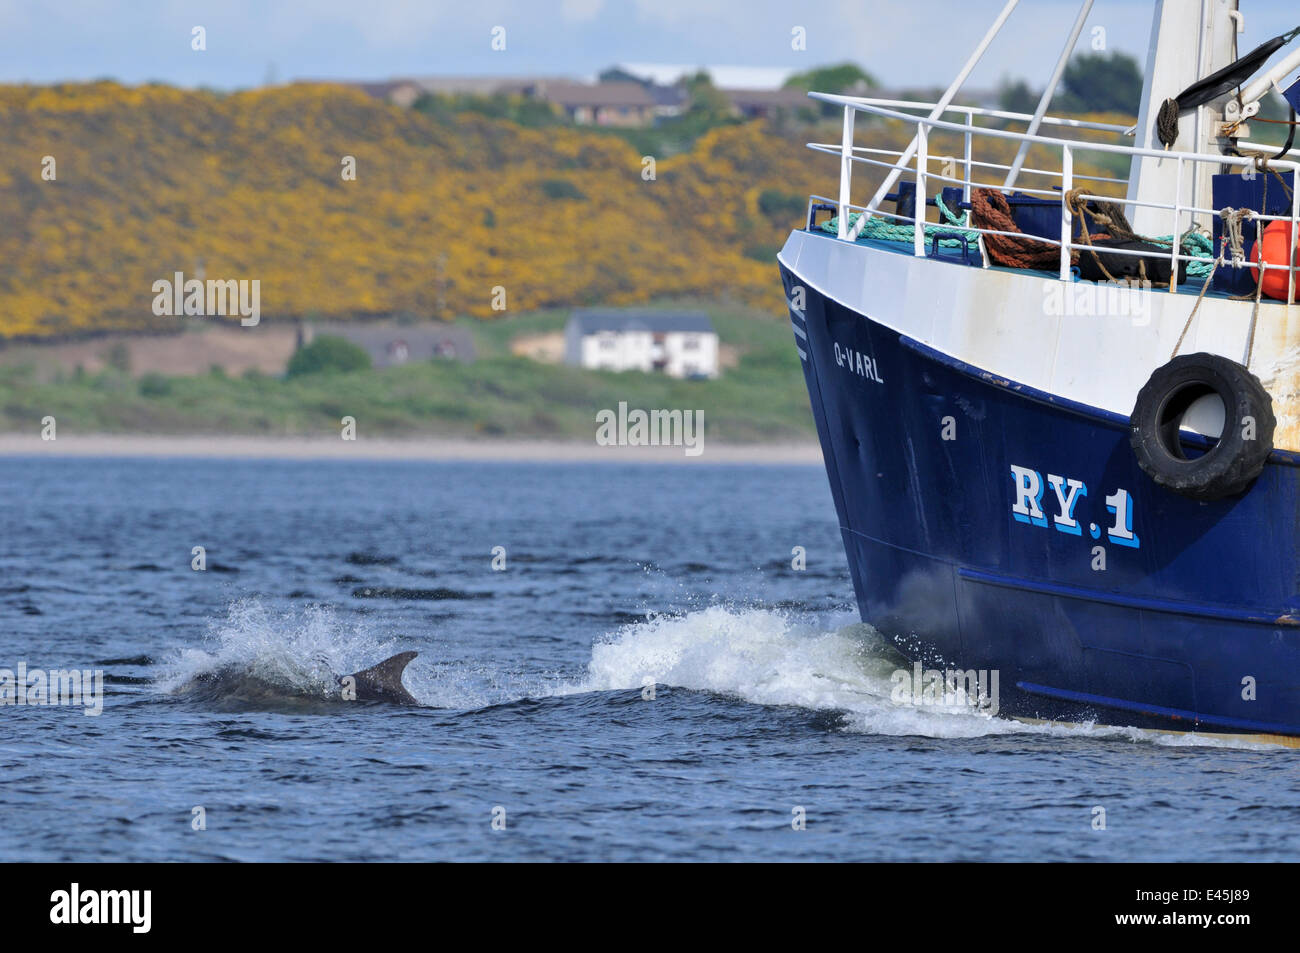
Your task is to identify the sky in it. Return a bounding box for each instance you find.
[0,0,1296,91]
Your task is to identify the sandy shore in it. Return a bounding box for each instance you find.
[0,434,823,464]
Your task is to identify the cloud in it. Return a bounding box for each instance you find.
[561,0,604,23]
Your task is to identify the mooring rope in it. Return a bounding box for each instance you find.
[1065,188,1134,283]
[1171,207,1253,361]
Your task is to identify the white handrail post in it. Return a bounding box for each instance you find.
[837,104,856,240]
[854,0,1020,237]
[915,124,928,258]
[963,111,974,204]
[1059,144,1073,281]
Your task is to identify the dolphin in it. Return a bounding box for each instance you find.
[338,651,420,705]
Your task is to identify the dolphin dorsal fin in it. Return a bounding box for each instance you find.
[344,651,419,705]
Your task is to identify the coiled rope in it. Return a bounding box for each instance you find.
[820,192,979,247]
[1157,98,1181,150]
[969,188,1065,270]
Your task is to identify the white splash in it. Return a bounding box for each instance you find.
[576,606,1274,748]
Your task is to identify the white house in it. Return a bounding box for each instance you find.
[564,310,719,378]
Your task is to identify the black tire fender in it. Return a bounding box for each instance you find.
[1129,352,1275,501]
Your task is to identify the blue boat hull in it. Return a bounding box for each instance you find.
[780,257,1300,739]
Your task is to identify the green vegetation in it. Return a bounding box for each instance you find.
[998,48,1292,152]
[999,50,1148,119]
[997,78,1040,115]
[758,188,807,221]
[0,304,815,442]
[410,91,565,128]
[784,63,878,118]
[1057,52,1145,116]
[539,179,588,201]
[783,63,878,94]
[286,335,372,378]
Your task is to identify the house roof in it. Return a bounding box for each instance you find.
[567,309,714,335]
[532,81,657,109]
[721,87,812,110]
[323,76,568,98]
[310,322,476,362]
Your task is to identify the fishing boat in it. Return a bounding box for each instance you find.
[779,0,1300,743]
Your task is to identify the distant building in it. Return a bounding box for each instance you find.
[329,71,880,127]
[304,322,476,366]
[564,310,718,378]
[326,70,891,127]
[644,81,689,119]
[526,80,658,126]
[720,87,813,119]
[599,67,689,119]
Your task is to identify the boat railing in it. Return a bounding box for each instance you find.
[807,93,1300,303]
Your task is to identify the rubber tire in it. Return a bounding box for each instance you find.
[1129,353,1275,501]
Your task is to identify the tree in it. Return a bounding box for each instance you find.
[684,70,735,119]
[598,67,645,85]
[785,63,878,117]
[286,335,371,378]
[998,77,1040,115]
[1057,51,1144,115]
[783,63,878,95]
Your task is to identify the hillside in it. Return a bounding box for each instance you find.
[0,82,1131,342]
[0,82,830,340]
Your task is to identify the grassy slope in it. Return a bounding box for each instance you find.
[0,302,815,441]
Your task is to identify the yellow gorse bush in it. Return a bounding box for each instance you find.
[0,81,1125,340]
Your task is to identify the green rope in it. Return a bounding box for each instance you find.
[1144,231,1215,278]
[821,193,979,248]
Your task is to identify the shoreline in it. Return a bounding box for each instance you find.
[0,434,824,464]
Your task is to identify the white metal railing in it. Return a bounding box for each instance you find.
[808,93,1300,304]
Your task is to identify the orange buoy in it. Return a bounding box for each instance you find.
[1249,220,1299,301]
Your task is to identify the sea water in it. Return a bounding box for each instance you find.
[0,457,1294,862]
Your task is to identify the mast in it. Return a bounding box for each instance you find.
[1127,0,1240,234]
